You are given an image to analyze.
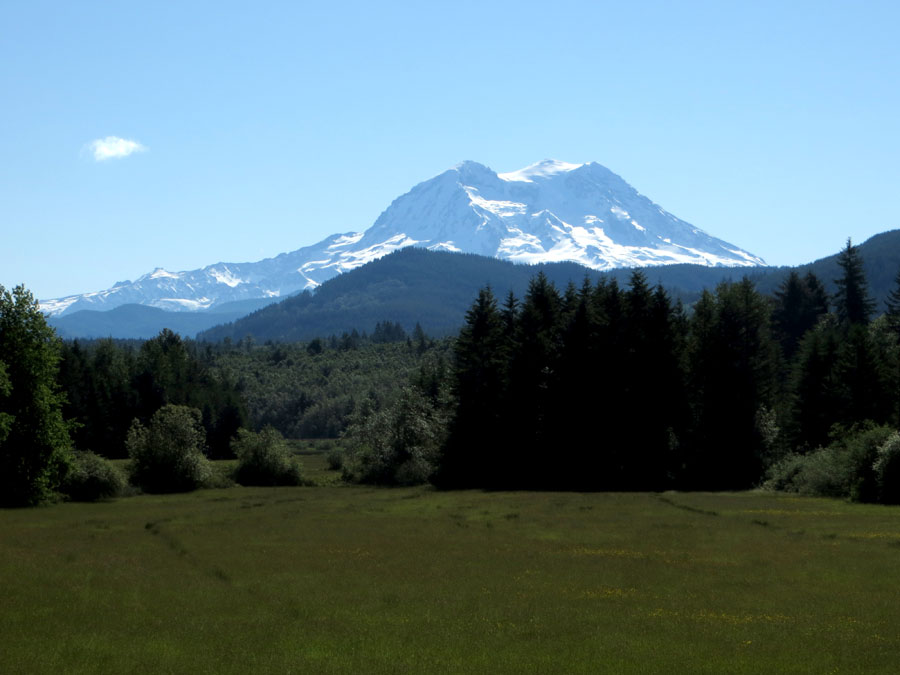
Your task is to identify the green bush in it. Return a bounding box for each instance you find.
[762,453,809,493]
[342,387,447,486]
[127,405,211,493]
[874,432,900,504]
[232,427,303,486]
[764,423,895,502]
[764,447,849,498]
[61,451,125,501]
[325,447,344,471]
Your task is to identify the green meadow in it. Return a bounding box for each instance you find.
[2,476,900,673]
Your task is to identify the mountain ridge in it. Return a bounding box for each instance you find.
[48,230,900,341]
[41,159,763,317]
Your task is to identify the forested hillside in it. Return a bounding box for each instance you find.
[210,330,450,439]
[199,230,900,343]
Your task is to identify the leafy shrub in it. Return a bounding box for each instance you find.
[325,447,344,471]
[232,426,303,486]
[61,451,125,501]
[835,424,893,502]
[764,423,895,502]
[127,405,211,493]
[764,447,850,498]
[342,386,447,486]
[762,453,809,493]
[874,432,900,504]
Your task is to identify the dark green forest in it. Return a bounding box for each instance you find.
[5,238,900,505]
[346,239,900,501]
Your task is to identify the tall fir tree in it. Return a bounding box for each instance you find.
[687,279,778,489]
[507,272,562,487]
[833,238,875,326]
[787,323,842,451]
[772,270,830,360]
[554,277,602,489]
[884,266,900,337]
[437,286,508,488]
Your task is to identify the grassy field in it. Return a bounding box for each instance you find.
[2,480,900,673]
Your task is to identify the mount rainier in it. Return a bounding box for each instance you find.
[42,159,765,316]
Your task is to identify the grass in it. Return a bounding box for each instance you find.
[2,487,900,673]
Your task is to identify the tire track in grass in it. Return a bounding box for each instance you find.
[144,519,232,584]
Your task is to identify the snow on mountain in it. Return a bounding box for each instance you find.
[41,160,765,316]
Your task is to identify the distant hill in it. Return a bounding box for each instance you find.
[198,230,900,343]
[49,298,279,340]
[52,230,900,342]
[753,230,900,299]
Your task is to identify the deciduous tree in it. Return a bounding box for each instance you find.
[0,285,72,506]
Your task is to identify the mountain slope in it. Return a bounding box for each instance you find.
[41,160,763,317]
[198,249,766,343]
[53,231,900,341]
[199,230,900,343]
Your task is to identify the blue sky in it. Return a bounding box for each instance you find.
[2,0,899,300]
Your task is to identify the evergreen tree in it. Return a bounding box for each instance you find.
[639,283,688,488]
[437,287,508,487]
[772,270,830,360]
[686,279,778,489]
[59,338,136,457]
[832,324,892,428]
[507,273,562,487]
[615,270,657,488]
[0,285,72,506]
[555,277,602,489]
[884,266,900,335]
[804,272,830,318]
[786,323,842,451]
[833,238,875,326]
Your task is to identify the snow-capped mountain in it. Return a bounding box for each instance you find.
[41,160,765,316]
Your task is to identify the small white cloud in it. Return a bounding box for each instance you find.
[89,136,147,161]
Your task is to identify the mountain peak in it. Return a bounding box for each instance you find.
[453,160,491,171]
[498,159,584,183]
[451,160,496,183]
[42,159,765,317]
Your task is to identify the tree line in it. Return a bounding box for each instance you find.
[5,237,900,505]
[57,329,247,459]
[345,239,900,500]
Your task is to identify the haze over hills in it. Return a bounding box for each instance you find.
[41,159,764,317]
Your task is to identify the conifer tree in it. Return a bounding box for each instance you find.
[501,290,519,335]
[507,273,562,487]
[804,272,830,317]
[687,279,778,489]
[773,270,829,360]
[437,287,508,487]
[834,238,875,326]
[787,324,841,451]
[641,283,688,488]
[555,277,601,489]
[832,324,892,427]
[884,267,900,334]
